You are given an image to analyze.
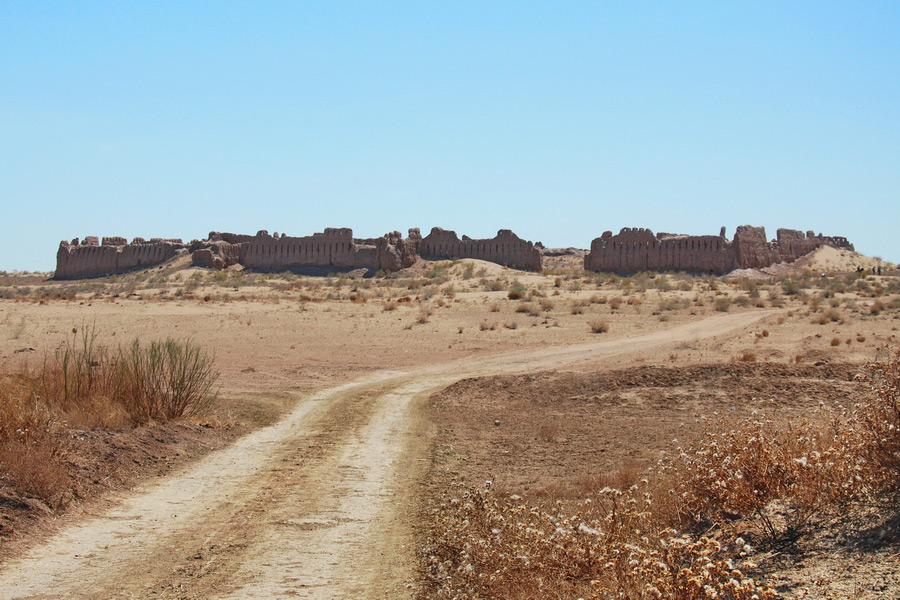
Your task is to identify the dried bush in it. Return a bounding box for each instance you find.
[482,279,504,292]
[657,298,691,312]
[507,285,527,300]
[479,320,497,331]
[855,351,900,490]
[424,485,775,599]
[714,297,732,312]
[115,339,219,422]
[589,319,609,334]
[0,329,219,508]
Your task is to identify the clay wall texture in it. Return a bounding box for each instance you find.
[55,224,851,279]
[189,228,421,273]
[55,237,185,279]
[420,228,543,272]
[585,226,853,274]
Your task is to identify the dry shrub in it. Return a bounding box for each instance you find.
[660,423,829,544]
[538,298,554,312]
[589,319,609,334]
[815,308,841,324]
[424,485,774,600]
[507,286,526,300]
[0,438,71,509]
[657,298,690,312]
[514,303,531,314]
[855,351,900,490]
[0,375,71,509]
[115,339,219,422]
[483,279,504,292]
[4,329,218,426]
[714,297,732,312]
[870,300,885,315]
[608,296,623,310]
[571,301,585,315]
[589,293,607,304]
[0,331,219,509]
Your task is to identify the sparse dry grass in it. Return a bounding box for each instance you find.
[0,328,219,508]
[424,351,900,599]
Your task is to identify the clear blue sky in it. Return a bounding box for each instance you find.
[2,1,898,271]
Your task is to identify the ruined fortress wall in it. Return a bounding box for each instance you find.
[420,228,543,272]
[772,229,853,263]
[199,228,421,272]
[585,228,737,273]
[585,225,854,274]
[238,228,360,270]
[55,237,184,279]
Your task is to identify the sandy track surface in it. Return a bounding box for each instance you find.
[0,311,770,600]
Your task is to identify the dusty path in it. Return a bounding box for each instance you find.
[0,311,771,599]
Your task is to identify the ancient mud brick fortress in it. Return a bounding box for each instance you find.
[55,236,186,280]
[419,227,543,272]
[54,225,851,279]
[584,226,853,274]
[54,227,542,279]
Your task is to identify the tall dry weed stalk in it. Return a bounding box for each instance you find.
[116,339,218,422]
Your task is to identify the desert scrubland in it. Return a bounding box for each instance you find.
[1,246,899,598]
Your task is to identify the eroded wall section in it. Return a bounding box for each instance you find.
[190,228,422,272]
[55,237,185,279]
[420,228,543,272]
[584,226,853,273]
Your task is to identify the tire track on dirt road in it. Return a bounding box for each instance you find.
[0,311,772,599]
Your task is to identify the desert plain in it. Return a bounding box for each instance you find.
[0,246,899,599]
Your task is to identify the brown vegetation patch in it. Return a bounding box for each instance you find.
[426,362,863,496]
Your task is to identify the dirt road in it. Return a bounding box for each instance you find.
[0,311,771,599]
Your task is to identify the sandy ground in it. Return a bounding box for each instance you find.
[0,255,898,598]
[0,308,770,599]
